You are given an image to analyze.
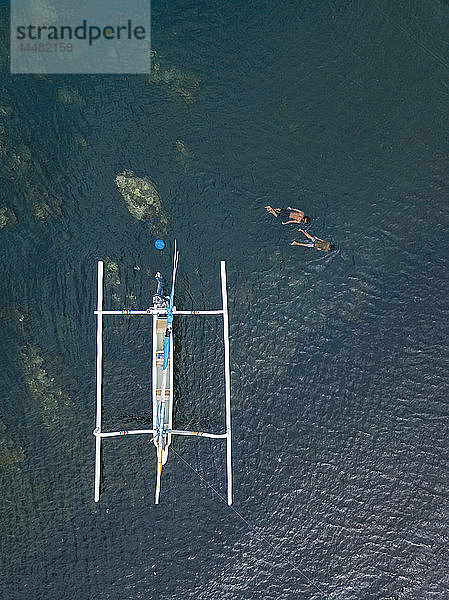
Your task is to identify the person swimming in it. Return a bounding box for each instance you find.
[291,229,335,252]
[265,206,310,225]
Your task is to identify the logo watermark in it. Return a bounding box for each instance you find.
[10,0,151,74]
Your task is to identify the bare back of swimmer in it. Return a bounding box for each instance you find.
[265,206,310,225]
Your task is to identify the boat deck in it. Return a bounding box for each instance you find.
[152,314,173,464]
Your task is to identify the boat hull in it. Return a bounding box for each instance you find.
[152,313,174,465]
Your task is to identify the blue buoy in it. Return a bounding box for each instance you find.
[155,239,165,250]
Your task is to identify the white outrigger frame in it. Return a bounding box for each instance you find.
[93,246,232,505]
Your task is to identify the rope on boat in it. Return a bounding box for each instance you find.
[171,447,331,599]
[177,285,332,597]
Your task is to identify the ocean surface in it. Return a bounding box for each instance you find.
[1,1,449,598]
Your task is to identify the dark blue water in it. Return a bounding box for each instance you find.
[1,1,449,598]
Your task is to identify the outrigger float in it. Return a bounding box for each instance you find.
[93,243,232,505]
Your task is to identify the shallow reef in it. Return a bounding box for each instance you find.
[1,141,32,174]
[20,344,71,428]
[57,85,85,108]
[0,207,18,230]
[73,132,88,148]
[115,170,168,233]
[1,305,32,336]
[0,419,25,466]
[0,104,12,117]
[278,100,300,133]
[149,51,200,103]
[104,256,121,287]
[31,193,63,221]
[0,120,63,222]
[174,139,193,168]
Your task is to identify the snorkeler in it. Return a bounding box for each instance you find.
[291,229,335,252]
[265,206,310,225]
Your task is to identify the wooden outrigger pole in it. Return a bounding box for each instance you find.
[93,243,233,505]
[94,261,103,503]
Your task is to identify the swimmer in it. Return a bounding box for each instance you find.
[265,206,310,225]
[291,229,335,252]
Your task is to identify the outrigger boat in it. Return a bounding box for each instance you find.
[93,243,232,505]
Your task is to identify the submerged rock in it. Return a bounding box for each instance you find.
[2,143,31,173]
[0,104,12,117]
[32,198,62,221]
[150,52,200,103]
[175,139,191,156]
[20,344,71,427]
[1,305,32,336]
[0,123,5,152]
[278,100,300,133]
[57,85,85,107]
[0,124,62,222]
[0,420,25,466]
[174,140,193,168]
[104,257,121,287]
[73,132,88,148]
[30,191,62,221]
[0,207,18,230]
[115,170,168,232]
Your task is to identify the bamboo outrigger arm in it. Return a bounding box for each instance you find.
[93,427,227,439]
[93,252,233,506]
